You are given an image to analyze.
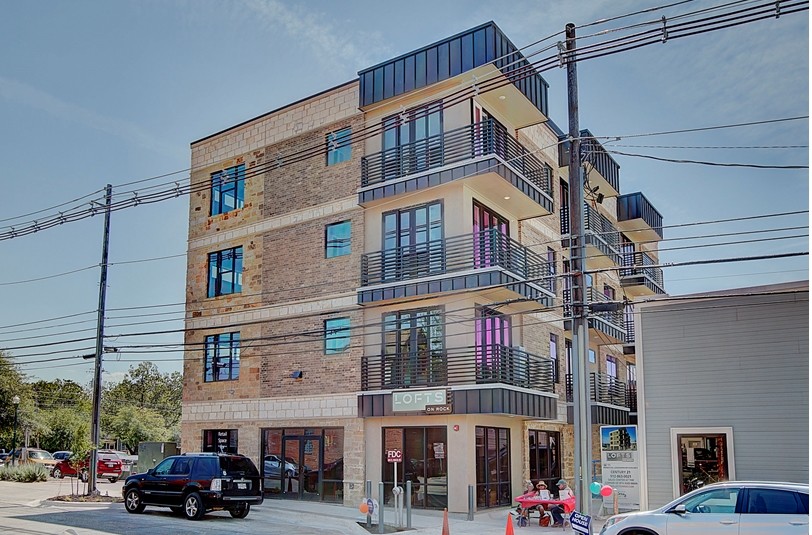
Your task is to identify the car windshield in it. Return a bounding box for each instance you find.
[29,451,53,460]
[221,457,259,477]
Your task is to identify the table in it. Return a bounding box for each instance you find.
[514,494,577,524]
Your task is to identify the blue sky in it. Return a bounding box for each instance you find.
[0,0,807,385]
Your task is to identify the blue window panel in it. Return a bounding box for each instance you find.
[363,71,374,106]
[207,246,243,297]
[589,349,596,363]
[415,51,426,88]
[210,164,245,216]
[394,59,405,94]
[404,55,415,92]
[327,127,352,165]
[326,220,351,258]
[204,332,240,382]
[384,63,395,99]
[437,42,450,79]
[373,67,384,102]
[449,38,461,76]
[461,33,473,72]
[473,28,487,66]
[426,47,438,85]
[325,317,351,354]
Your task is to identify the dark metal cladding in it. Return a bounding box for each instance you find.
[358,22,549,116]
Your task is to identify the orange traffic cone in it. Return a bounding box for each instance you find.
[441,507,450,535]
[505,512,515,535]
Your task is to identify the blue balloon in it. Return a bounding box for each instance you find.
[590,481,602,495]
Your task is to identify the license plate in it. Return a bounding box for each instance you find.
[106,463,114,467]
[237,483,247,489]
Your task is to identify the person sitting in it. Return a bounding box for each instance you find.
[550,479,575,527]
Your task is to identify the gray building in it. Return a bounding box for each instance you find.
[634,281,809,508]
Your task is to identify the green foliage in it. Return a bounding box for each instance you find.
[107,405,169,453]
[0,463,49,482]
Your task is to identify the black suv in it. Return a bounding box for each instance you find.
[122,453,263,520]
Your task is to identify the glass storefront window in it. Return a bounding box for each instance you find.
[529,430,561,490]
[476,426,511,508]
[383,427,448,509]
[261,427,344,503]
[676,431,731,495]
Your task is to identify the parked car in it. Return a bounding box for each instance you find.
[52,450,72,461]
[122,452,263,520]
[600,481,809,535]
[52,452,123,483]
[99,449,137,475]
[263,454,299,478]
[11,448,59,469]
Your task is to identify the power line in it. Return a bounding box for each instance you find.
[605,149,808,169]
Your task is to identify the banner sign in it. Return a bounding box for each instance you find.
[570,511,591,534]
[600,425,641,511]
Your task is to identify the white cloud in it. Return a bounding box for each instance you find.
[0,76,175,157]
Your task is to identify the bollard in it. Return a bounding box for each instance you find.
[378,481,385,534]
[366,480,372,528]
[467,484,475,521]
[406,480,412,529]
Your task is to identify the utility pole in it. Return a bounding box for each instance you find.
[88,184,112,495]
[566,22,593,528]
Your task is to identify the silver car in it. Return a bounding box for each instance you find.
[600,481,808,535]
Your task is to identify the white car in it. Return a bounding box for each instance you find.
[600,481,808,535]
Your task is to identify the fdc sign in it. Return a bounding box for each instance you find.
[387,449,403,463]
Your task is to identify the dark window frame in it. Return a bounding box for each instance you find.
[326,127,352,165]
[207,246,243,298]
[204,332,240,382]
[528,429,561,490]
[325,317,351,354]
[210,164,246,216]
[475,426,512,508]
[325,221,352,258]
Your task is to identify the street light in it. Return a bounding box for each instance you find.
[11,395,20,466]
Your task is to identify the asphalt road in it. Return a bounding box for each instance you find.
[0,478,366,535]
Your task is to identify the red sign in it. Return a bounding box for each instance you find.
[387,449,403,463]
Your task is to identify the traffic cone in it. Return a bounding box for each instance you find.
[505,512,515,535]
[441,507,450,535]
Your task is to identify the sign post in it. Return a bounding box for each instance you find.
[387,449,403,527]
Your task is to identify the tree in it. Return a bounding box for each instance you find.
[102,362,181,451]
[107,405,169,453]
[0,352,31,449]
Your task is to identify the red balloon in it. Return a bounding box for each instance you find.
[359,502,369,514]
[600,485,613,497]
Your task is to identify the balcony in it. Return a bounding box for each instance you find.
[623,304,636,355]
[362,344,555,392]
[566,372,630,425]
[616,192,663,242]
[359,119,553,218]
[559,130,620,197]
[359,228,555,308]
[560,203,622,268]
[620,249,666,296]
[563,287,625,344]
[626,381,638,414]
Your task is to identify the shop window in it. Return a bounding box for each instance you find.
[475,426,511,508]
[529,430,561,490]
[203,429,238,454]
[671,427,734,496]
[383,427,447,509]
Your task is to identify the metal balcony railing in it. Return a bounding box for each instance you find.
[626,381,638,413]
[617,192,663,239]
[565,373,628,407]
[361,119,551,196]
[580,132,620,193]
[361,344,555,392]
[624,304,635,345]
[561,203,621,263]
[620,249,665,291]
[361,228,553,292]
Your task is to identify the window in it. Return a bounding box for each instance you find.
[204,332,240,382]
[589,349,596,363]
[606,355,617,379]
[383,308,444,386]
[476,426,511,508]
[550,333,559,383]
[210,164,245,216]
[681,487,739,514]
[325,318,350,354]
[382,201,443,280]
[529,430,561,490]
[671,427,734,496]
[746,489,807,514]
[382,102,442,178]
[327,127,352,165]
[628,363,636,383]
[604,285,616,300]
[547,248,556,293]
[383,427,447,509]
[325,221,351,258]
[207,246,243,297]
[203,429,238,454]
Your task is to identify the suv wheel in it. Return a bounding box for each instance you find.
[229,503,250,518]
[183,492,205,520]
[124,489,146,514]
